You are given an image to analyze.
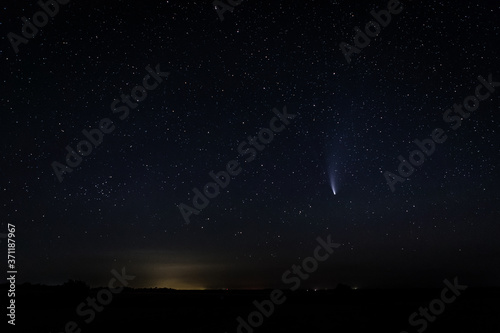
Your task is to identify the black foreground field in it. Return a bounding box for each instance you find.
[5,284,500,333]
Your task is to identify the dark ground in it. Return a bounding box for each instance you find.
[4,284,500,333]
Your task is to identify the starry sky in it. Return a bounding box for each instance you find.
[1,0,499,290]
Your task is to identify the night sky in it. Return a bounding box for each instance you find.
[1,0,499,290]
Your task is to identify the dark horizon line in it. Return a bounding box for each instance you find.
[2,282,500,291]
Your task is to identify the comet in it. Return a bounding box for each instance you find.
[328,171,336,195]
